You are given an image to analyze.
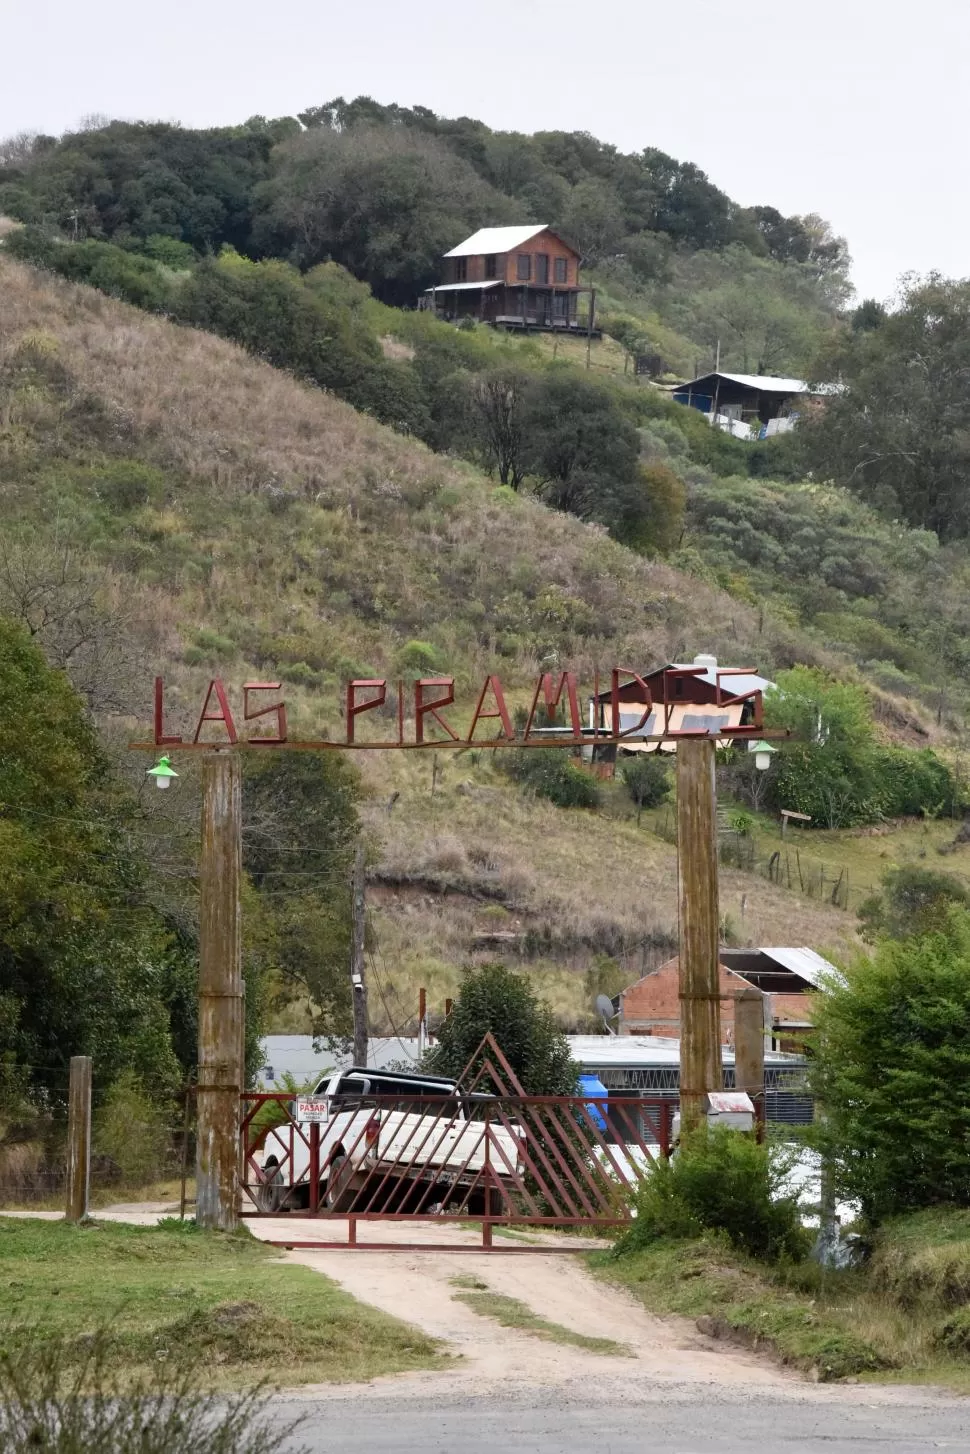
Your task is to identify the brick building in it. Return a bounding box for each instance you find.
[618,947,833,1052]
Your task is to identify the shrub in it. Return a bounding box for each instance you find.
[503,751,602,809]
[94,1071,172,1188]
[395,639,441,674]
[811,910,970,1222]
[620,754,671,821]
[0,1326,303,1453]
[616,1125,809,1262]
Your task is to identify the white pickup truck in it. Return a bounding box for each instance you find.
[255,1066,523,1214]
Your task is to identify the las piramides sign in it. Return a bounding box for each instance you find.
[140,668,766,752]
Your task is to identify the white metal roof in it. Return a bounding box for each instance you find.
[566,1035,802,1068]
[258,1035,421,1086]
[755,947,838,988]
[669,663,775,696]
[424,280,504,293]
[444,225,549,258]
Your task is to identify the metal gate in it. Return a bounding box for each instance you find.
[240,1089,671,1250]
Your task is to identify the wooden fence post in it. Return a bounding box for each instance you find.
[65,1055,92,1223]
[734,988,766,1129]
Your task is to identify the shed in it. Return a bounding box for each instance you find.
[666,371,832,433]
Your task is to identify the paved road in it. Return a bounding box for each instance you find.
[278,1385,969,1453]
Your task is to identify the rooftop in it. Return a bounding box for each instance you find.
[444,225,551,258]
[667,371,836,397]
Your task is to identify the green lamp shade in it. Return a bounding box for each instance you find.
[147,755,179,789]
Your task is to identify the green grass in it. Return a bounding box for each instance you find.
[594,1217,970,1390]
[0,1216,441,1389]
[449,1275,631,1356]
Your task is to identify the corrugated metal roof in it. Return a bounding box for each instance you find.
[755,947,838,988]
[444,225,549,258]
[566,1035,802,1068]
[424,280,504,293]
[668,371,811,394]
[669,663,775,695]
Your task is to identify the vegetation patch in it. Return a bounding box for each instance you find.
[449,1277,630,1356]
[0,1217,440,1389]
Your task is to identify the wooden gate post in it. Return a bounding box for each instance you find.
[677,738,722,1133]
[65,1055,92,1223]
[196,751,242,1231]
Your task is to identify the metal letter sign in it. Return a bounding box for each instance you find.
[136,670,776,753]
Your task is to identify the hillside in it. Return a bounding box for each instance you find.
[0,256,872,1032]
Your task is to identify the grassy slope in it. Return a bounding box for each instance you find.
[594,1208,970,1390]
[0,1217,440,1388]
[0,258,865,1023]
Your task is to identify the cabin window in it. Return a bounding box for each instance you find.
[484,254,497,279]
[535,253,549,285]
[516,253,531,281]
[554,256,568,283]
[454,257,468,282]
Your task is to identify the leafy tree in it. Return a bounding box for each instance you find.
[0,618,181,1100]
[469,368,529,487]
[243,752,362,1040]
[803,274,970,539]
[502,750,602,810]
[520,371,640,522]
[857,866,970,944]
[812,913,970,1221]
[425,962,577,1094]
[621,754,671,823]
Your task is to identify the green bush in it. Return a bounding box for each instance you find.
[395,639,441,674]
[503,751,602,809]
[94,1072,173,1188]
[812,911,970,1222]
[616,1126,809,1262]
[620,755,671,818]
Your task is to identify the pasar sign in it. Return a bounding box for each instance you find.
[146,668,764,751]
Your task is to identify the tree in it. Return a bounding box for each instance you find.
[520,371,641,522]
[621,755,670,824]
[802,275,970,539]
[425,963,577,1094]
[812,912,970,1221]
[243,752,362,1040]
[0,618,182,1101]
[470,368,528,487]
[857,866,970,944]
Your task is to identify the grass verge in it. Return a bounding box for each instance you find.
[0,1215,441,1390]
[449,1275,631,1356]
[592,1225,970,1390]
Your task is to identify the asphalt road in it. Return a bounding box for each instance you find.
[278,1385,970,1453]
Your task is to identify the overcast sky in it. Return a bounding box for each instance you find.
[4,0,968,301]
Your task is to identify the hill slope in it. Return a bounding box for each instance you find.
[0,257,866,1029]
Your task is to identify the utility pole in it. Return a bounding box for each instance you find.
[65,1055,92,1223]
[676,739,722,1132]
[733,986,765,1126]
[351,840,368,1067]
[196,752,243,1231]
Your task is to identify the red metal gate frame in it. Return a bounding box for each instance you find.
[239,1086,671,1251]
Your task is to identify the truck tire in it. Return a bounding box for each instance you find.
[324,1153,356,1212]
[256,1158,285,1213]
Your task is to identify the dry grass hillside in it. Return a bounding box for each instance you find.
[0,257,859,1028]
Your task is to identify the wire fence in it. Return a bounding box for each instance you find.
[651,809,877,914]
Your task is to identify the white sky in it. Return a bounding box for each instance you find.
[3,0,968,301]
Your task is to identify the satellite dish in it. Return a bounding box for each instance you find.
[595,994,619,1035]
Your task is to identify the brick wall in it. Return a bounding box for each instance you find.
[619,958,815,1045]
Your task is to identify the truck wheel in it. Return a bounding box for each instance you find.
[324,1153,355,1212]
[256,1159,285,1213]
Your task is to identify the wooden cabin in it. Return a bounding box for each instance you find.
[426,225,589,331]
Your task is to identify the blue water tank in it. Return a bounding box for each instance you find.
[578,1073,608,1132]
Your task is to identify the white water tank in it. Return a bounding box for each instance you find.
[693,652,718,674]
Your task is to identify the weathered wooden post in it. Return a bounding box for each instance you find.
[65,1055,92,1223]
[196,751,243,1231]
[734,986,766,1127]
[677,738,722,1133]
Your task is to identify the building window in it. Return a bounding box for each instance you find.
[484,254,497,279]
[554,257,568,284]
[516,253,531,281]
[455,257,468,282]
[535,253,549,285]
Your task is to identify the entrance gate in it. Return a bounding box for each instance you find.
[239,1037,672,1250]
